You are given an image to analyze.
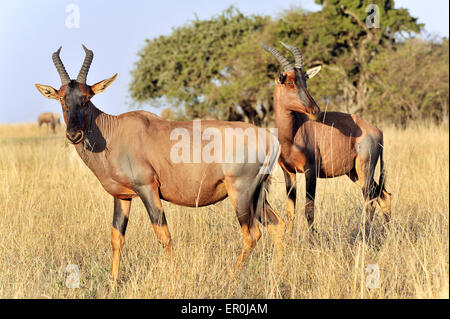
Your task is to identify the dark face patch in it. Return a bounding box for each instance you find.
[278,72,287,84]
[293,68,320,116]
[294,69,310,105]
[62,80,91,143]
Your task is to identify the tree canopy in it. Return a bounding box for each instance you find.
[130,7,268,122]
[130,1,448,126]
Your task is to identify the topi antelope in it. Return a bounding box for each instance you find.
[35,45,284,284]
[261,42,391,233]
[38,112,60,133]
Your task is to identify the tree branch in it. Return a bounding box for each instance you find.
[314,61,347,78]
[340,5,373,40]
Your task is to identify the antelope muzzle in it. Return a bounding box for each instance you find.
[306,103,321,120]
[66,129,84,144]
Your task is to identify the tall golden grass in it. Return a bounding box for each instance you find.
[0,122,448,298]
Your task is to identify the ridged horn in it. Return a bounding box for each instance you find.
[279,41,303,69]
[52,47,71,85]
[260,41,293,72]
[76,44,94,84]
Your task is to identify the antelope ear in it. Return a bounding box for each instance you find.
[35,84,59,99]
[91,73,118,94]
[305,66,321,80]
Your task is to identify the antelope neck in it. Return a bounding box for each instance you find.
[81,102,117,150]
[273,91,305,145]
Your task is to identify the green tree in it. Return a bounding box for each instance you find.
[369,37,449,126]
[276,0,423,115]
[129,7,268,123]
[130,3,444,126]
[207,19,280,125]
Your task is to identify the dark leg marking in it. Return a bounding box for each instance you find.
[111,197,132,284]
[135,185,173,260]
[113,197,131,235]
[305,166,317,230]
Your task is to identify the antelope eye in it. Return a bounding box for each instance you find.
[59,97,63,101]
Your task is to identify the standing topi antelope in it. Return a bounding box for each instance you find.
[35,45,284,283]
[38,112,61,133]
[261,42,391,233]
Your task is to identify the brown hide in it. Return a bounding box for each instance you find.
[274,90,382,178]
[72,106,278,206]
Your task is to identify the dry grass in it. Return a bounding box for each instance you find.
[0,122,448,299]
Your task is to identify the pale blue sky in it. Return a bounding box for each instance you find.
[0,0,448,123]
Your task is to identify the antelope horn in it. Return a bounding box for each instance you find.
[76,44,94,84]
[280,41,303,69]
[260,41,293,72]
[52,47,71,85]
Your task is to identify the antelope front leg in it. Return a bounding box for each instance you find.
[305,168,317,233]
[110,197,132,284]
[283,170,297,234]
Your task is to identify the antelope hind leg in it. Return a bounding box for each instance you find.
[224,180,260,270]
[259,200,286,266]
[377,188,392,223]
[355,156,378,235]
[136,185,174,261]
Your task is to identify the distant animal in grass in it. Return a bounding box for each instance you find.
[38,112,61,133]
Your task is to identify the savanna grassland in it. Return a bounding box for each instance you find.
[0,122,448,298]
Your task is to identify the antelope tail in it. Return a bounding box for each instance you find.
[255,133,281,220]
[378,143,391,198]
